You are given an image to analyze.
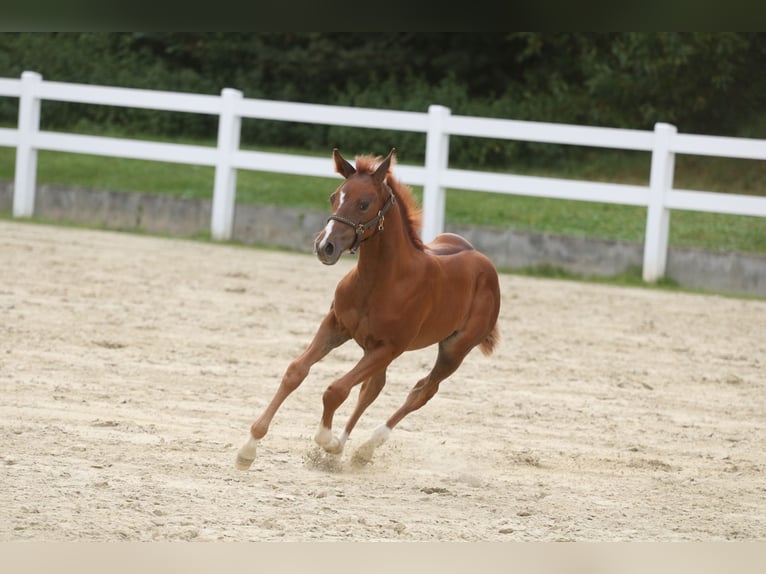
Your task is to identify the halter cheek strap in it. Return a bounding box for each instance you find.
[327,187,396,254]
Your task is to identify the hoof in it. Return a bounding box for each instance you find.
[322,439,345,455]
[235,454,255,470]
[351,442,375,465]
[235,436,258,470]
[352,424,391,464]
[314,426,347,455]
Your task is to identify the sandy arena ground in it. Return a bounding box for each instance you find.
[1,220,764,542]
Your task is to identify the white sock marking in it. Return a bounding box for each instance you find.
[370,424,391,446]
[239,436,258,458]
[315,425,332,447]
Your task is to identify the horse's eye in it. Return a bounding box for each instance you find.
[359,201,370,212]
[329,192,337,205]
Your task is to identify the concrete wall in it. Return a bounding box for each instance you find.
[2,182,764,297]
[450,223,766,296]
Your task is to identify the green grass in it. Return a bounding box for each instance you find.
[1,137,764,254]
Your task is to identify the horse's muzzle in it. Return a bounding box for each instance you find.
[314,234,342,265]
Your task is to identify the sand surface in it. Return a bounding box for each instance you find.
[1,220,764,541]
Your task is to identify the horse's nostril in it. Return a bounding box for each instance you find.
[324,242,335,257]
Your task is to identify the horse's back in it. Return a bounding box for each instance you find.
[424,233,475,256]
[425,231,499,301]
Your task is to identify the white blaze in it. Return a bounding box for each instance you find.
[318,188,346,249]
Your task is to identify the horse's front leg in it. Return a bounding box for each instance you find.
[236,309,349,470]
[314,347,394,455]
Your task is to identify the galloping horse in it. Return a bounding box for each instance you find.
[236,148,501,469]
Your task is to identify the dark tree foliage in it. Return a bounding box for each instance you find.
[0,32,763,167]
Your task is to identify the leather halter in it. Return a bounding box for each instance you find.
[327,186,396,254]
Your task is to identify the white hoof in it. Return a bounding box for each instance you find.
[352,425,391,464]
[314,426,347,455]
[235,437,258,470]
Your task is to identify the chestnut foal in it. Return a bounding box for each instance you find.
[236,148,500,469]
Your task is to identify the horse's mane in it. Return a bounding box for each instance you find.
[354,154,425,251]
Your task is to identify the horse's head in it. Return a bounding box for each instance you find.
[314,148,396,265]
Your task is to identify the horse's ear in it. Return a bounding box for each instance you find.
[373,148,396,184]
[333,148,356,179]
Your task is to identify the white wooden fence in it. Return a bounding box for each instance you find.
[2,70,765,282]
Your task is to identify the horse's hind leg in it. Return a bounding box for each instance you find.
[352,335,478,464]
[236,310,349,470]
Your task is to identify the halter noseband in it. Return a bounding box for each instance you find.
[327,186,396,255]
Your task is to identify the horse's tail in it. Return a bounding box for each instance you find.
[479,323,500,356]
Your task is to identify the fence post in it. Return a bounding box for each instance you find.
[643,122,677,282]
[211,87,243,241]
[13,71,43,218]
[422,104,451,243]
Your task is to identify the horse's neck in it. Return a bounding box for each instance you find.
[356,207,417,282]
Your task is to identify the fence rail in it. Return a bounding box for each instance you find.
[1,71,765,282]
